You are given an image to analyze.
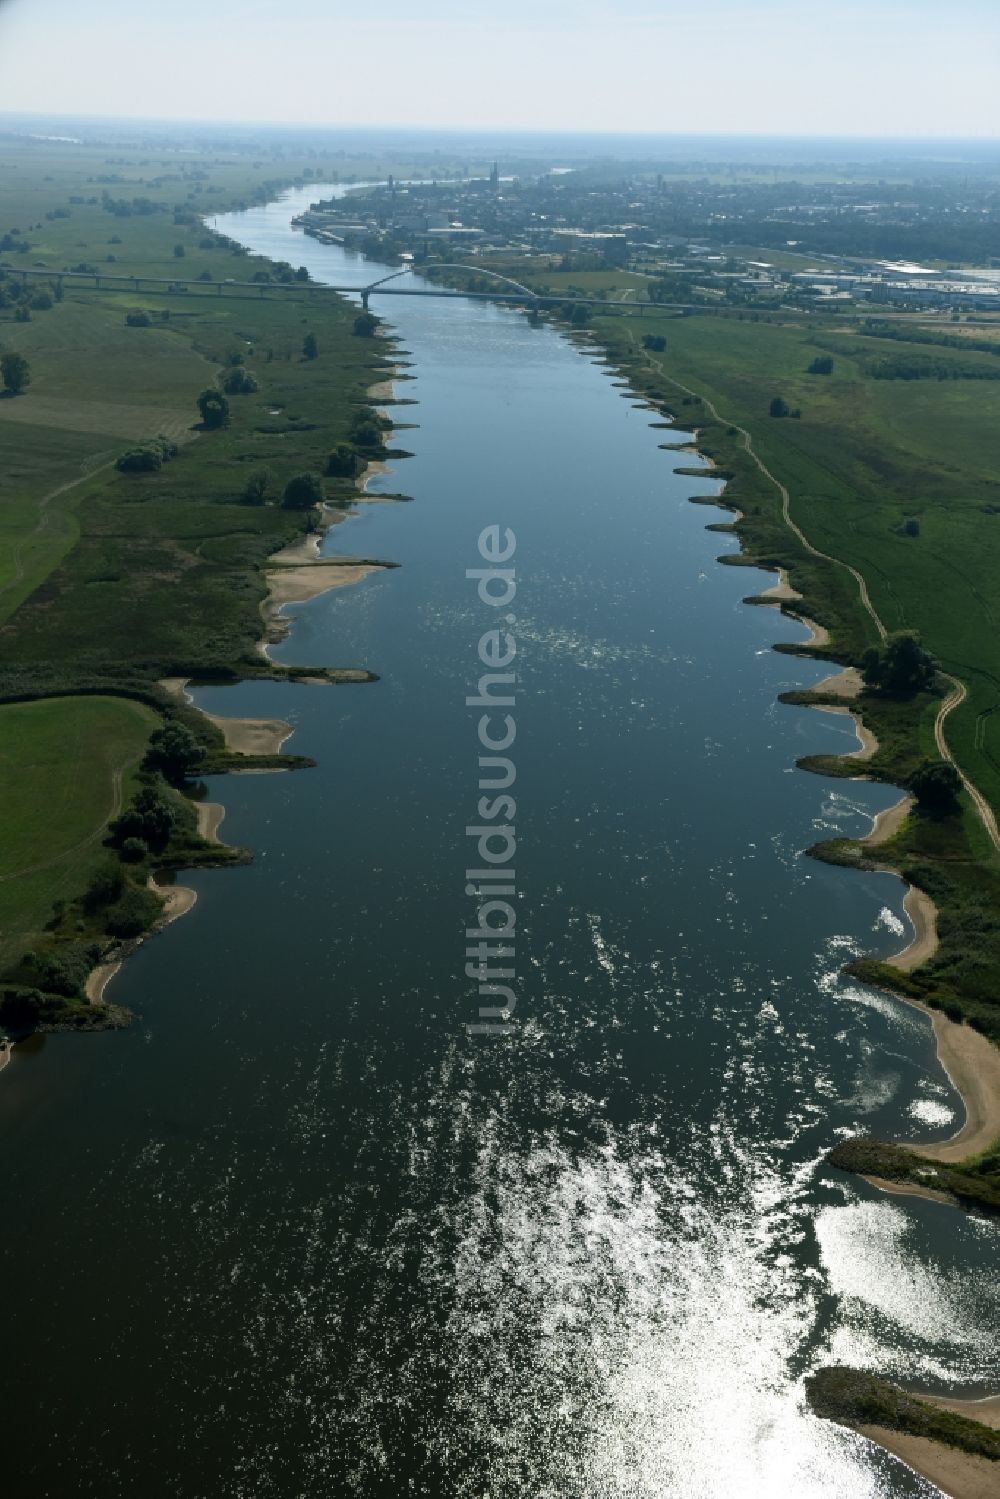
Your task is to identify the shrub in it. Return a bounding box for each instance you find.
[909,758,962,812]
[302,332,319,359]
[23,943,98,998]
[116,446,163,472]
[222,367,259,395]
[0,351,31,394]
[84,859,126,912]
[353,312,378,337]
[808,355,834,375]
[241,467,273,505]
[125,308,152,326]
[642,334,667,352]
[115,435,176,473]
[769,396,790,417]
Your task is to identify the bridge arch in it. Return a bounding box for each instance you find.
[362,264,538,303]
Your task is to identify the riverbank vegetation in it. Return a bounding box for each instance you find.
[0,134,404,1025]
[826,1138,1000,1214]
[807,1366,1000,1462]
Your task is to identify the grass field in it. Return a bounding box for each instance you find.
[0,695,157,968]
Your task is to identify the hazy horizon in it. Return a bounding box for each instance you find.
[3,110,1000,149]
[1,0,998,139]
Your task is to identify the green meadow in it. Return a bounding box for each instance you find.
[0,695,157,970]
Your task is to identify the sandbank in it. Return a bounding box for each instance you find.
[923,1396,1000,1431]
[83,877,196,1006]
[758,567,830,645]
[898,998,1000,1162]
[158,678,294,757]
[196,802,225,844]
[866,794,916,848]
[860,1174,956,1208]
[265,560,384,608]
[815,701,879,760]
[762,566,801,602]
[815,666,865,697]
[858,1425,998,1499]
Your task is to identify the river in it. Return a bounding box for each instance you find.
[1,183,997,1498]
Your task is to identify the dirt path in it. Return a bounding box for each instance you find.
[649,358,886,642]
[935,675,1000,852]
[637,343,1000,856]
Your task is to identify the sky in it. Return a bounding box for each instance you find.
[0,0,997,139]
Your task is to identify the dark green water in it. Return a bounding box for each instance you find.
[1,186,997,1498]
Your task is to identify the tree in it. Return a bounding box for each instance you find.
[769,396,790,418]
[642,334,667,352]
[909,758,962,813]
[196,388,229,429]
[353,312,378,337]
[294,265,310,282]
[861,631,939,696]
[350,418,383,449]
[222,367,259,395]
[242,467,274,505]
[173,243,186,258]
[901,518,921,538]
[282,472,324,510]
[125,308,152,326]
[142,723,203,785]
[302,332,319,360]
[110,785,178,853]
[325,443,360,478]
[808,355,834,375]
[0,352,31,395]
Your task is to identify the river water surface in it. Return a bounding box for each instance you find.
[2,185,998,1498]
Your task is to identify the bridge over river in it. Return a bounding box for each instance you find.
[2,260,690,315]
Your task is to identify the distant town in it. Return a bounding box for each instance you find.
[295,160,1000,313]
